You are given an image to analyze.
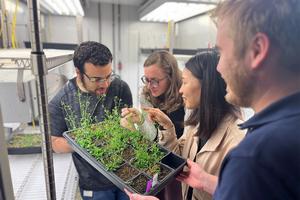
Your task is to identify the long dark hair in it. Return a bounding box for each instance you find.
[185,49,239,140]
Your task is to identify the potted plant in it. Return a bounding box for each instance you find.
[62,93,186,195]
[7,133,42,154]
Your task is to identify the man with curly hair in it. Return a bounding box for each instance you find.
[49,41,132,200]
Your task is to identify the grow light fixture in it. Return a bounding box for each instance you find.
[139,0,217,22]
[5,0,25,13]
[39,0,84,16]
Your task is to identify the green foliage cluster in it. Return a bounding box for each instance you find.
[62,91,105,130]
[7,134,41,148]
[63,93,165,171]
[133,143,164,170]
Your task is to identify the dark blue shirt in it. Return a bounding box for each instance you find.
[214,91,300,200]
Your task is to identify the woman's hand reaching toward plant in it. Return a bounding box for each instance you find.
[120,107,144,131]
[143,107,174,130]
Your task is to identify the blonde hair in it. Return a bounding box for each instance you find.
[142,51,183,113]
[212,0,300,72]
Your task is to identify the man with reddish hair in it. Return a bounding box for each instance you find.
[212,0,300,199]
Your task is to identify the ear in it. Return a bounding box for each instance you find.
[75,68,82,78]
[249,32,270,70]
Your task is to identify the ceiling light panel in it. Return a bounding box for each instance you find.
[140,2,215,22]
[40,0,84,16]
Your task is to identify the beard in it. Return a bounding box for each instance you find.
[224,60,255,108]
[77,77,108,95]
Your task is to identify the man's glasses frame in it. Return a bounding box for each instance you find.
[83,72,116,83]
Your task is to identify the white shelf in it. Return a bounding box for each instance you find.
[0,49,73,70]
[9,153,78,200]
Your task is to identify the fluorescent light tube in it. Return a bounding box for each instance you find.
[54,0,70,15]
[64,0,77,16]
[140,2,215,22]
[73,0,84,16]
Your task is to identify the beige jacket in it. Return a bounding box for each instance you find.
[158,115,245,200]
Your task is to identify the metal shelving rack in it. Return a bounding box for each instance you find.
[0,107,14,200]
[0,49,73,104]
[0,1,75,199]
[0,53,75,199]
[0,49,73,70]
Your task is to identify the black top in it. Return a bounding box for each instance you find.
[48,77,132,190]
[214,91,300,200]
[164,105,185,138]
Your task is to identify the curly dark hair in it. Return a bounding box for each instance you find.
[73,41,113,73]
[185,49,240,140]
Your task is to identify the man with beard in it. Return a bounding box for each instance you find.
[49,41,132,200]
[211,0,300,199]
[125,1,300,200]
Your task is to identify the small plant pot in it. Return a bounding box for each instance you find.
[115,163,139,182]
[7,146,42,155]
[100,154,124,171]
[122,146,135,161]
[145,163,173,182]
[157,146,170,158]
[131,137,151,149]
[130,158,149,171]
[7,134,42,155]
[129,173,151,194]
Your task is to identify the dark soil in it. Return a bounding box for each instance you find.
[129,174,149,194]
[122,146,135,161]
[115,163,139,182]
[157,164,172,181]
[145,163,172,181]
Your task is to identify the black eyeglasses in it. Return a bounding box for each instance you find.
[141,76,167,88]
[83,72,116,83]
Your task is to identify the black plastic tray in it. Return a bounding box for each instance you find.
[7,146,42,155]
[63,130,186,195]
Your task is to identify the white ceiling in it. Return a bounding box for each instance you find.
[88,0,147,6]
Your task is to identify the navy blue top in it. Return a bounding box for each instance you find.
[214,91,300,200]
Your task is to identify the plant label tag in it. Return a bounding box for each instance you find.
[152,173,159,187]
[83,190,93,197]
[146,180,153,193]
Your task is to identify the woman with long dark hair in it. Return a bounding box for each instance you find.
[124,50,245,200]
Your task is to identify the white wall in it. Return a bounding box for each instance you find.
[43,15,78,44]
[83,1,101,42]
[118,5,168,106]
[175,14,217,49]
[27,2,216,106]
